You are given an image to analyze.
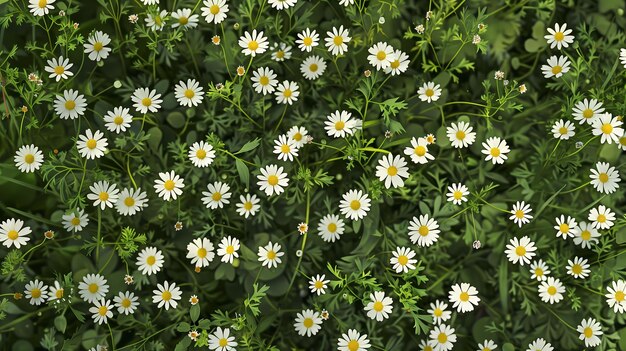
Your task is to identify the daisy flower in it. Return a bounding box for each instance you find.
[188,141,216,167]
[577,318,602,348]
[154,171,184,201]
[566,256,590,279]
[171,8,199,29]
[132,87,163,114]
[367,42,396,70]
[408,214,440,247]
[251,67,278,95]
[273,134,299,161]
[325,25,351,55]
[429,324,456,351]
[384,49,409,76]
[448,283,480,313]
[530,260,550,281]
[136,246,165,276]
[47,281,64,302]
[509,201,533,227]
[404,136,435,164]
[145,9,168,31]
[526,338,553,351]
[419,340,435,351]
[87,181,119,210]
[62,208,89,232]
[592,113,624,144]
[217,236,240,264]
[309,274,330,295]
[186,238,215,268]
[572,98,605,125]
[104,107,133,133]
[257,164,289,196]
[325,110,356,138]
[337,329,370,351]
[14,144,43,173]
[175,79,204,107]
[446,183,469,205]
[573,222,600,249]
[114,291,139,315]
[551,119,575,139]
[78,273,109,304]
[208,327,237,351]
[275,80,299,105]
[153,281,182,310]
[45,56,73,81]
[541,55,570,78]
[339,0,354,5]
[268,0,296,10]
[201,181,232,209]
[390,246,417,273]
[478,340,498,351]
[505,236,536,265]
[364,291,393,321]
[446,121,476,148]
[482,136,510,164]
[538,277,565,304]
[239,29,269,57]
[554,215,577,239]
[339,189,371,220]
[29,0,55,16]
[297,222,308,235]
[54,89,87,119]
[427,300,451,325]
[257,241,284,268]
[293,309,322,337]
[201,0,229,24]
[116,188,148,216]
[24,279,48,305]
[300,55,326,80]
[588,205,615,229]
[317,214,345,242]
[287,126,308,148]
[271,42,292,61]
[418,82,442,103]
[236,193,260,218]
[84,31,112,61]
[375,154,409,188]
[90,299,113,325]
[544,23,574,50]
[0,218,31,249]
[606,280,626,313]
[142,0,158,4]
[590,161,620,194]
[296,28,319,52]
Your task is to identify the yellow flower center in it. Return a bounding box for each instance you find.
[210,5,220,14]
[161,290,172,301]
[602,123,614,134]
[141,97,152,107]
[163,180,175,191]
[373,301,384,312]
[459,291,469,302]
[65,100,76,110]
[24,154,35,164]
[425,88,434,97]
[303,317,314,328]
[226,245,234,254]
[93,42,103,52]
[123,196,134,207]
[398,255,408,265]
[551,65,562,74]
[582,108,594,119]
[38,0,47,8]
[195,149,207,159]
[309,63,318,72]
[597,214,606,223]
[433,307,442,317]
[281,144,290,154]
[456,130,466,140]
[453,191,463,200]
[283,89,292,98]
[490,147,500,157]
[387,165,398,176]
[179,16,189,25]
[88,283,99,294]
[535,268,543,276]
[293,132,302,141]
[55,288,64,299]
[347,340,360,351]
[599,173,609,183]
[212,192,222,201]
[559,127,568,135]
[571,264,582,275]
[54,66,65,75]
[438,332,448,343]
[376,51,386,61]
[197,248,207,258]
[71,217,81,226]
[267,175,279,186]
[314,281,324,289]
[515,210,525,219]
[335,121,345,131]
[86,139,97,149]
[276,50,285,58]
[154,16,162,26]
[327,223,337,232]
[243,201,253,211]
[350,200,361,210]
[7,230,19,240]
[584,327,593,338]
[99,192,109,201]
[121,298,131,308]
[259,76,270,86]
[515,246,526,256]
[266,250,276,260]
[581,230,591,240]
[114,116,124,125]
[414,145,426,156]
[98,305,108,316]
[547,286,557,295]
[615,291,625,302]
[559,223,569,233]
[333,36,343,46]
[390,60,400,69]
[554,32,565,41]
[184,89,195,99]
[248,40,259,51]
[418,225,429,236]
[146,255,156,265]
[303,37,313,46]
[31,288,41,298]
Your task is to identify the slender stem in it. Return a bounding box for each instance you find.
[96,208,102,263]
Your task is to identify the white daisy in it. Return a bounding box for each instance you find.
[273,134,299,161]
[132,87,163,114]
[154,170,184,201]
[238,29,269,57]
[577,318,602,348]
[526,338,553,351]
[90,299,113,325]
[300,55,326,80]
[186,237,215,268]
[538,277,565,304]
[419,340,436,351]
[251,67,278,95]
[481,136,510,164]
[448,282,480,313]
[605,280,626,313]
[268,0,296,10]
[201,181,232,209]
[208,327,237,351]
[408,214,440,247]
[48,281,65,302]
[77,129,108,160]
[590,161,620,194]
[296,28,319,52]
[188,141,216,168]
[275,80,299,105]
[367,42,396,70]
[287,126,308,148]
[429,324,456,351]
[24,279,48,305]
[339,0,354,5]
[375,154,409,189]
[337,329,370,351]
[364,291,393,321]
[136,246,165,276]
[446,183,469,205]
[418,82,442,103]
[544,23,575,50]
[175,79,204,107]
[551,119,575,140]
[554,214,577,239]
[145,9,168,31]
[114,291,139,315]
[592,113,624,144]
[541,55,570,78]
[325,25,351,56]
[87,181,119,210]
[573,222,600,249]
[271,42,292,61]
[309,274,330,295]
[325,110,356,138]
[45,56,73,81]
[62,208,89,232]
[201,0,229,24]
[384,49,409,76]
[153,281,182,310]
[339,189,371,221]
[116,188,148,216]
[171,8,199,29]
[293,309,323,337]
[104,107,133,133]
[84,31,112,61]
[317,214,345,242]
[530,260,550,282]
[566,256,590,279]
[236,193,260,218]
[509,201,533,227]
[390,246,417,273]
[588,205,615,229]
[572,98,605,125]
[427,300,451,325]
[29,0,55,16]
[505,236,537,266]
[14,144,44,173]
[446,121,476,148]
[404,137,435,164]
[257,241,284,269]
[257,164,289,196]
[54,89,87,120]
[78,273,109,304]
[477,340,498,351]
[217,236,240,264]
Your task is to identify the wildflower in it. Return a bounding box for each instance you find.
[201,0,229,24]
[43,230,54,240]
[251,67,278,95]
[588,205,615,229]
[14,144,44,173]
[29,0,55,16]
[566,256,590,279]
[418,82,442,103]
[217,236,240,264]
[208,327,237,350]
[212,35,221,45]
[273,134,299,161]
[188,141,216,168]
[188,330,200,341]
[48,281,64,302]
[186,238,215,268]
[577,318,602,348]
[572,98,604,125]
[592,113,624,144]
[384,50,409,75]
[509,201,533,227]
[239,29,269,57]
[300,55,327,80]
[318,214,345,242]
[175,221,184,231]
[526,338,553,351]
[296,28,319,52]
[189,295,199,305]
[128,14,139,23]
[175,79,204,107]
[415,24,425,34]
[268,0,296,10]
[104,107,133,134]
[544,23,575,50]
[257,164,289,196]
[367,42,396,70]
[573,222,600,249]
[339,189,371,220]
[472,34,481,44]
[201,181,232,209]
[530,260,550,281]
[408,214,440,247]
[551,119,575,139]
[132,87,163,114]
[364,291,393,321]
[171,8,199,29]
[554,215,577,239]
[325,25,351,55]
[54,89,87,120]
[294,309,322,337]
[145,10,168,31]
[24,279,48,305]
[309,274,330,295]
[375,154,409,189]
[287,126,308,148]
[390,247,417,273]
[482,136,510,164]
[325,110,356,138]
[505,236,537,265]
[153,171,185,201]
[114,291,139,315]
[78,274,109,304]
[271,42,292,61]
[538,277,565,304]
[87,181,119,210]
[257,241,284,268]
[236,194,260,218]
[494,71,505,80]
[606,280,626,313]
[153,281,182,310]
[429,324,456,351]
[124,275,134,285]
[84,31,112,61]
[427,300,451,325]
[589,161,620,194]
[62,208,89,232]
[448,283,480,312]
[136,247,165,276]
[446,183,469,205]
[541,55,570,78]
[337,329,370,351]
[404,137,434,164]
[297,223,308,234]
[90,299,113,324]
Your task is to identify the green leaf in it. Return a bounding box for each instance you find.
[176,322,191,333]
[235,159,249,189]
[174,337,191,351]
[166,112,186,129]
[190,304,200,323]
[235,138,261,154]
[54,315,67,334]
